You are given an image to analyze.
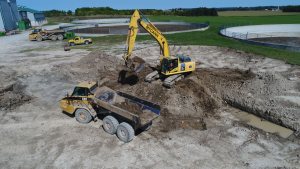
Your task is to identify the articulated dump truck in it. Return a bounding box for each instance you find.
[60,81,160,143]
[29,28,65,41]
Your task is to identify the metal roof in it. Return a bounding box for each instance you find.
[18,6,43,14]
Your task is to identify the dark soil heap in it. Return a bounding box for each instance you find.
[0,82,31,110]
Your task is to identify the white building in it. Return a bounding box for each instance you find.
[18,6,47,27]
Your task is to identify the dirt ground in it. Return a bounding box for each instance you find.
[0,31,300,169]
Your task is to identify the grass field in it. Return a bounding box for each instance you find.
[49,14,300,65]
[218,10,300,16]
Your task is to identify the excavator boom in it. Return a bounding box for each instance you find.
[123,10,170,71]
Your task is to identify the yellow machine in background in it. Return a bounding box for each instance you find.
[123,9,196,87]
[29,27,65,41]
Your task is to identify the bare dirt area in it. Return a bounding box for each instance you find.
[0,32,299,169]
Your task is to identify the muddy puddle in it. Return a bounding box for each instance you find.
[232,109,294,138]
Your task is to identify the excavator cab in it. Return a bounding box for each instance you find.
[161,58,179,74]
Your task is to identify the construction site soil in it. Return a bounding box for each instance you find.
[54,49,300,133]
[114,99,144,115]
[1,32,299,168]
[0,82,32,111]
[54,53,220,132]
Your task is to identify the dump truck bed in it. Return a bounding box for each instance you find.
[44,29,65,33]
[93,87,160,129]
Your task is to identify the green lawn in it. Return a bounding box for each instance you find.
[218,10,300,16]
[52,14,300,65]
[147,15,300,65]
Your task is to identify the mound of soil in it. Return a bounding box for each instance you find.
[56,50,229,132]
[114,99,144,115]
[0,83,32,110]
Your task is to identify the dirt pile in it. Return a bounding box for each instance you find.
[110,71,221,132]
[56,50,223,132]
[0,82,31,110]
[114,99,144,115]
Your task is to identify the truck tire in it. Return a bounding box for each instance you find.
[117,122,135,143]
[75,109,92,124]
[85,41,89,45]
[57,34,64,41]
[103,116,119,135]
[37,36,43,42]
[51,35,57,41]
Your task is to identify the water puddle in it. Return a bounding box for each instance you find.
[233,110,294,138]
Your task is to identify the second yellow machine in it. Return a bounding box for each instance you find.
[123,10,196,87]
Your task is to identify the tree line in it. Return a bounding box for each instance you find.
[218,6,279,11]
[282,6,300,12]
[44,10,73,17]
[44,7,218,17]
[74,7,218,16]
[43,5,300,17]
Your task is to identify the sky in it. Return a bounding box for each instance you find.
[17,0,300,11]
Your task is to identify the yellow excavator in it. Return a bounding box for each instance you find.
[123,10,196,87]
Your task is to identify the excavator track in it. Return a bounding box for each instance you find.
[145,71,184,88]
[145,70,160,82]
[163,74,184,88]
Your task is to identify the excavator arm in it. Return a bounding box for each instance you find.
[123,10,170,70]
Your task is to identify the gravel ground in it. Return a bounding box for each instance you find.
[0,31,299,169]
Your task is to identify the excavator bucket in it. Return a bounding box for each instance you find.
[127,57,146,73]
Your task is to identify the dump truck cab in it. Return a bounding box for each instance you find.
[29,28,42,41]
[68,36,92,46]
[60,81,97,114]
[31,28,42,33]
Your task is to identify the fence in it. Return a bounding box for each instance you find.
[220,25,300,52]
